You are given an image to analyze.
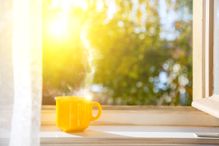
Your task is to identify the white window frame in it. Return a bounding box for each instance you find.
[9,0,218,121]
[192,0,219,118]
[39,0,219,119]
[40,0,219,119]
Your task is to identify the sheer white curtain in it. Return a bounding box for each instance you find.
[0,0,42,145]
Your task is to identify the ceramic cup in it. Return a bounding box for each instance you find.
[56,96,102,132]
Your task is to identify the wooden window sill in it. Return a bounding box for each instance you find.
[41,106,219,145]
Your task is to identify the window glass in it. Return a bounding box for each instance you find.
[43,0,192,105]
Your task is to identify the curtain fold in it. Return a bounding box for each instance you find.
[0,0,42,145]
[0,1,14,145]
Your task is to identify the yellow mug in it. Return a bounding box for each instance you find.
[55,96,102,132]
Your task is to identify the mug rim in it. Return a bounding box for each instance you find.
[55,96,87,101]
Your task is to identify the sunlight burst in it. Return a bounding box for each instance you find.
[48,16,68,38]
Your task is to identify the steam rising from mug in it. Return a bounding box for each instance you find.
[75,23,95,100]
[80,24,95,87]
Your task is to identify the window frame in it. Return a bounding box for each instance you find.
[192,0,219,118]
[40,0,219,119]
[41,0,219,135]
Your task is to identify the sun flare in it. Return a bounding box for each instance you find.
[46,0,87,39]
[48,16,68,38]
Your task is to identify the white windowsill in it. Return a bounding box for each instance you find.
[40,126,219,145]
[1,106,219,145]
[39,106,219,145]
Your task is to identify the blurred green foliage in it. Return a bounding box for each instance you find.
[43,0,192,105]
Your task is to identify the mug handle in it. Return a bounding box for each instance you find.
[90,101,102,121]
